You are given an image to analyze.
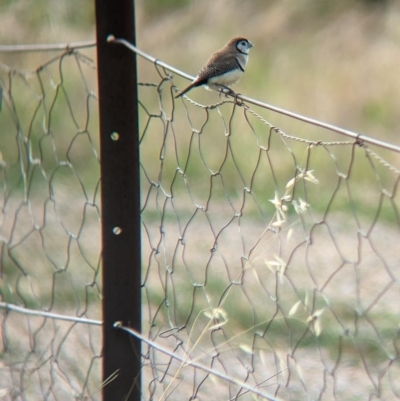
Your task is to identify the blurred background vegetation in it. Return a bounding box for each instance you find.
[0,0,399,224]
[0,3,399,396]
[0,0,398,253]
[136,0,399,145]
[1,0,399,142]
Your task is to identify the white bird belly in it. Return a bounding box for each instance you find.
[207,68,243,88]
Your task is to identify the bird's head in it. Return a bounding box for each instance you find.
[228,37,254,55]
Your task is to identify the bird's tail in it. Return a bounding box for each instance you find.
[175,83,196,98]
[175,77,208,98]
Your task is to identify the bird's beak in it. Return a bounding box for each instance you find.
[249,41,254,48]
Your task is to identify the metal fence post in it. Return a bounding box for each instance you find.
[95,1,141,400]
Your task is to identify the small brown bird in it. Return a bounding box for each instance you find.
[175,37,253,98]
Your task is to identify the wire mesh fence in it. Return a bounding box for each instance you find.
[0,45,102,400]
[130,41,400,400]
[1,35,400,401]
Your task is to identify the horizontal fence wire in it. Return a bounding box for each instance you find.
[0,41,96,53]
[0,43,101,399]
[114,38,400,400]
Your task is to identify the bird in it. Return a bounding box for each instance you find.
[175,37,253,98]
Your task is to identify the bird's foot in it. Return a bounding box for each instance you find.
[218,86,236,98]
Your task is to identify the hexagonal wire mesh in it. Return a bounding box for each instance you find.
[126,39,400,400]
[0,44,102,399]
[1,37,400,401]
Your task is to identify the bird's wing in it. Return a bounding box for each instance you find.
[197,50,241,81]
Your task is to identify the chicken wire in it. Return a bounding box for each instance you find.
[135,53,400,401]
[0,46,101,400]
[1,38,400,401]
